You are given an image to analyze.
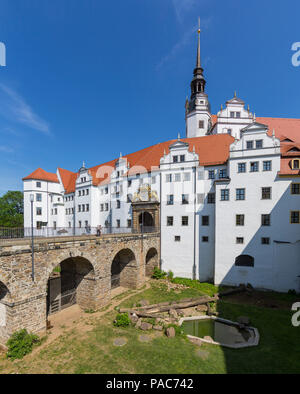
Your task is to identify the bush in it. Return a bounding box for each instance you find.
[152,267,167,280]
[113,313,130,327]
[6,329,41,360]
[288,289,297,296]
[167,270,174,280]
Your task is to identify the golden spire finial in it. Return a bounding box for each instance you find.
[198,17,201,34]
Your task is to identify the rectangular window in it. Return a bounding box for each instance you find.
[116,220,120,228]
[166,174,172,183]
[36,193,42,202]
[82,190,85,196]
[221,189,229,201]
[182,194,189,205]
[167,216,174,226]
[262,187,271,200]
[256,140,263,149]
[219,169,227,179]
[291,211,300,224]
[207,193,215,204]
[182,216,189,226]
[128,180,132,188]
[262,214,271,226]
[36,207,42,216]
[78,205,81,212]
[105,187,108,194]
[127,194,132,203]
[263,161,272,171]
[236,112,241,118]
[230,111,235,118]
[53,221,56,230]
[236,215,245,226]
[183,172,191,181]
[105,203,109,211]
[127,219,132,228]
[86,189,89,195]
[180,155,185,162]
[246,141,254,150]
[174,236,181,242]
[261,237,270,245]
[208,170,215,180]
[236,237,244,244]
[100,204,104,212]
[173,156,178,163]
[198,171,204,180]
[167,195,174,205]
[291,184,300,195]
[199,120,204,129]
[79,190,81,196]
[238,163,246,173]
[250,162,259,172]
[197,193,205,204]
[174,173,181,182]
[202,236,209,242]
[79,221,82,228]
[116,200,121,209]
[86,204,89,212]
[36,181,41,188]
[236,188,245,200]
[202,216,209,226]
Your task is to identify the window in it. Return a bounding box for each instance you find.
[82,190,85,196]
[197,193,205,204]
[78,205,81,212]
[202,236,209,242]
[116,200,121,209]
[202,216,209,226]
[127,194,132,203]
[36,207,42,216]
[198,171,204,180]
[82,205,85,212]
[127,219,132,228]
[180,155,185,162]
[235,255,254,267]
[207,193,215,204]
[100,204,104,212]
[167,195,174,205]
[262,237,270,245]
[36,181,41,188]
[182,216,189,226]
[53,221,57,230]
[263,161,272,171]
[174,236,181,242]
[183,172,191,181]
[85,220,88,227]
[167,216,174,226]
[86,189,89,195]
[79,190,81,197]
[166,174,172,183]
[250,162,259,172]
[116,220,120,228]
[238,163,246,173]
[36,193,42,202]
[208,170,215,180]
[69,222,71,228]
[174,173,181,182]
[230,111,235,118]
[236,237,244,244]
[256,140,263,149]
[105,203,109,211]
[246,141,254,150]
[173,156,178,163]
[79,221,82,228]
[221,189,229,201]
[151,176,156,184]
[219,169,227,179]
[236,112,241,118]
[199,120,204,129]
[128,180,132,188]
[291,211,300,224]
[236,188,245,200]
[36,221,43,229]
[182,194,189,205]
[105,187,108,194]
[236,215,244,226]
[291,184,300,195]
[292,160,300,170]
[262,187,271,200]
[86,204,89,212]
[262,214,271,226]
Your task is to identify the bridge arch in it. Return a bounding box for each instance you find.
[145,247,159,277]
[0,281,10,341]
[111,248,137,289]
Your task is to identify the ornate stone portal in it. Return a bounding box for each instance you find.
[132,184,160,233]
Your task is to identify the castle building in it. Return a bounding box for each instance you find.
[23,27,300,293]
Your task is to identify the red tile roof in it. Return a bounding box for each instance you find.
[22,168,59,183]
[258,117,300,142]
[57,168,78,194]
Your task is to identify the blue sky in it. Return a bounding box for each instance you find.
[0,0,299,195]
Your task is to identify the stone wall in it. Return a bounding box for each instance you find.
[0,232,160,344]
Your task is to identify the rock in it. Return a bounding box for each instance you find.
[176,309,184,317]
[130,313,139,324]
[139,299,149,307]
[196,305,208,312]
[237,316,250,326]
[155,318,165,324]
[188,337,202,346]
[166,327,176,338]
[138,335,152,343]
[135,318,142,329]
[169,308,178,318]
[113,338,127,347]
[203,335,213,342]
[153,325,163,331]
[140,322,153,331]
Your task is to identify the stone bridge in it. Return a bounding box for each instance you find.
[0,232,160,343]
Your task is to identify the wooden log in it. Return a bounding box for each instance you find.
[146,296,217,313]
[119,297,204,313]
[127,310,165,319]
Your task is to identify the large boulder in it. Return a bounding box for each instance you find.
[140,322,153,331]
[153,325,163,331]
[135,318,142,329]
[166,327,176,338]
[130,313,139,324]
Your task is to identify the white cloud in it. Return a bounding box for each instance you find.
[0,145,14,153]
[0,83,50,135]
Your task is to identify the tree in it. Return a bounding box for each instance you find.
[0,191,24,227]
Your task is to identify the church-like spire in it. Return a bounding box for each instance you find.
[196,17,201,68]
[190,17,206,99]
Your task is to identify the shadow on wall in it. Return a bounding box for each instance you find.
[218,183,300,293]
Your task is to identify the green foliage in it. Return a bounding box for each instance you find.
[171,277,219,296]
[166,323,184,336]
[6,329,41,360]
[52,265,61,273]
[113,313,130,327]
[167,270,174,280]
[0,191,24,228]
[84,309,96,314]
[152,267,167,280]
[288,289,297,295]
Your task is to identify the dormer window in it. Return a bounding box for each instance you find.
[292,159,300,170]
[180,155,185,162]
[198,120,204,129]
[246,141,254,150]
[230,111,235,118]
[256,140,263,149]
[173,156,178,163]
[236,112,241,118]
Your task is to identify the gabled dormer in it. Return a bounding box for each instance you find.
[160,136,199,167]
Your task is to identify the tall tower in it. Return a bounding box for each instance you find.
[186,19,211,138]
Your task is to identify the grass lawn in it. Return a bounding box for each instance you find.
[0,280,299,374]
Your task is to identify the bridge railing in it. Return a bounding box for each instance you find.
[0,226,159,243]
